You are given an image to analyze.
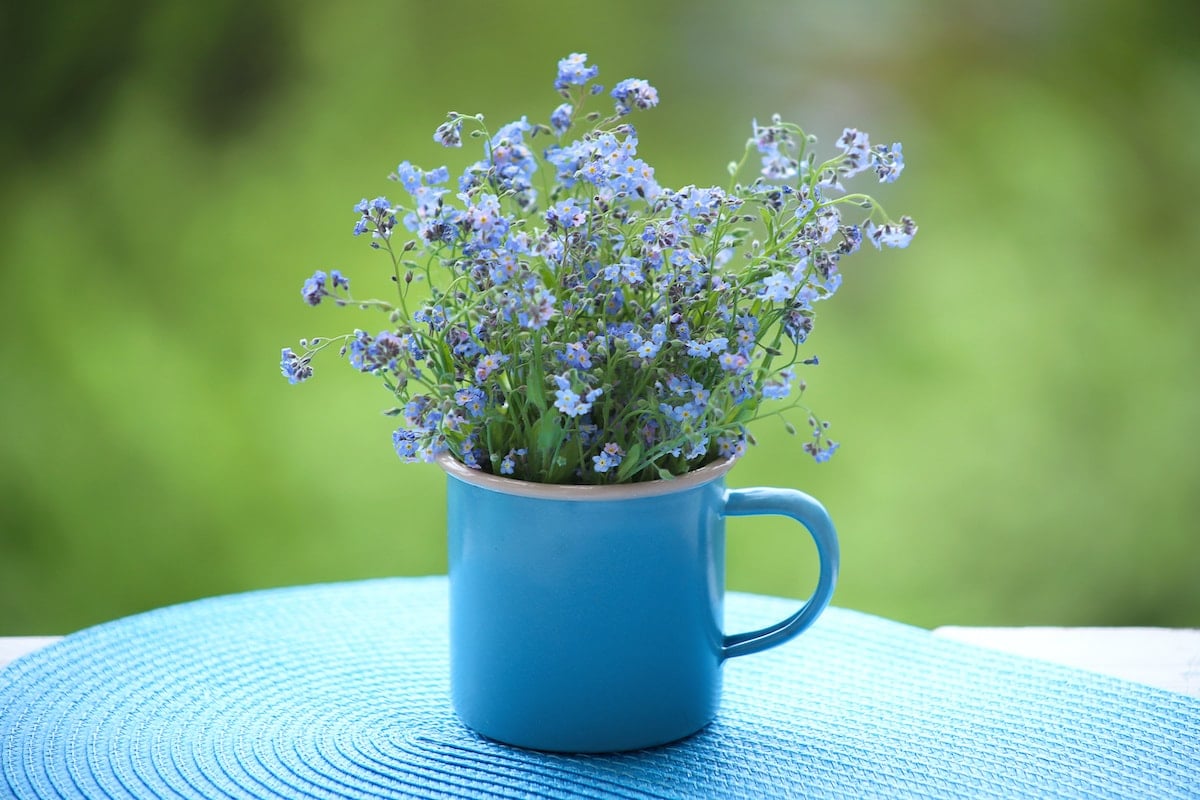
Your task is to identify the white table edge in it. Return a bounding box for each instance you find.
[3,629,1198,698]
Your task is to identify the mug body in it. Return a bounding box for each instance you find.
[444,457,735,753]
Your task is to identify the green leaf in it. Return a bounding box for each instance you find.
[527,375,547,412]
[534,414,564,456]
[733,404,758,424]
[617,442,643,481]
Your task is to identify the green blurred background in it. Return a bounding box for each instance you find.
[3,1,1198,634]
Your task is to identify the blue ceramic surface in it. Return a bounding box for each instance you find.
[443,456,839,753]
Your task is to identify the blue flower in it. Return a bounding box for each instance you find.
[636,339,661,360]
[784,310,814,344]
[760,272,797,303]
[611,79,659,115]
[396,163,424,194]
[455,387,486,418]
[301,270,327,306]
[550,103,573,135]
[684,437,709,461]
[474,352,509,383]
[546,198,588,229]
[620,257,645,285]
[806,440,840,463]
[872,142,904,183]
[554,386,585,417]
[434,118,463,148]
[815,207,840,244]
[403,395,433,428]
[552,374,597,417]
[393,428,422,462]
[460,435,482,469]
[762,367,795,400]
[554,53,599,90]
[719,352,749,373]
[280,348,312,384]
[518,288,556,330]
[752,119,798,180]
[865,216,918,249]
[592,442,625,473]
[330,270,350,290]
[836,128,872,178]
[558,341,593,369]
[499,447,527,475]
[414,305,447,332]
[716,433,748,459]
[463,193,510,249]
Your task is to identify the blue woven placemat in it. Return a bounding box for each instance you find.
[1,577,1197,799]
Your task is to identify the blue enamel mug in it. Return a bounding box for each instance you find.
[442,455,839,753]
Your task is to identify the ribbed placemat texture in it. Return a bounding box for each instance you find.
[2,577,1197,798]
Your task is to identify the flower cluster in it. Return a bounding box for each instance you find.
[279,54,916,484]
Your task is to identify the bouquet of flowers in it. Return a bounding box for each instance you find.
[280,54,916,484]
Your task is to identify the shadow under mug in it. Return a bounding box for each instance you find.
[441,455,839,753]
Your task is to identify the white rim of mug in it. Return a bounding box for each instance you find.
[437,452,738,501]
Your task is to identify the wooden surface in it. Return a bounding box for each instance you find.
[3,628,1199,698]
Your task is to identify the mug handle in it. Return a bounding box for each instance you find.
[720,487,840,660]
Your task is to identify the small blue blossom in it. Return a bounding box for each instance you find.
[414,305,447,332]
[518,288,556,330]
[455,387,486,418]
[636,339,661,360]
[395,162,422,192]
[762,367,795,400]
[611,79,659,115]
[716,433,748,459]
[760,272,797,303]
[806,440,840,463]
[555,53,599,91]
[553,385,586,417]
[547,198,588,229]
[434,118,463,148]
[393,428,422,462]
[558,341,593,369]
[753,117,798,180]
[815,207,840,244]
[836,128,872,178]
[474,352,509,383]
[280,348,312,384]
[865,216,918,249]
[872,143,904,183]
[592,442,625,473]
[301,270,327,306]
[500,448,527,475]
[550,103,573,135]
[460,435,483,469]
[719,352,749,373]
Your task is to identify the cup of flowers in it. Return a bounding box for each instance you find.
[278,53,915,752]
